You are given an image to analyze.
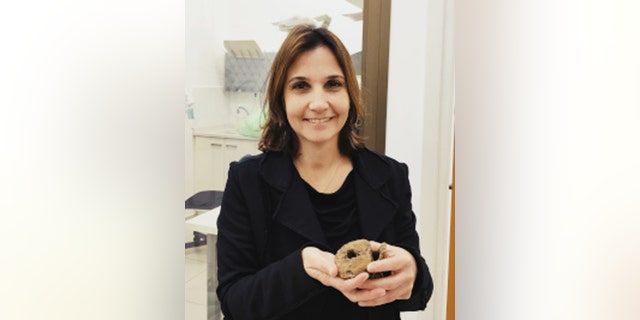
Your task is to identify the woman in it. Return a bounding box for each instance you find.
[216,25,433,320]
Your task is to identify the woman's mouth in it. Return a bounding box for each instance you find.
[305,116,334,124]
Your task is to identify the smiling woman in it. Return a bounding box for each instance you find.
[284,46,350,150]
[260,26,365,158]
[215,25,433,320]
[264,27,358,194]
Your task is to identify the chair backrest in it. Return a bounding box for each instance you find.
[185,190,224,210]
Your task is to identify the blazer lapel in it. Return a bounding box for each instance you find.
[353,149,399,240]
[259,152,327,246]
[273,175,327,245]
[258,149,399,245]
[355,173,398,240]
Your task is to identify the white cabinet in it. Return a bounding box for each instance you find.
[193,127,260,192]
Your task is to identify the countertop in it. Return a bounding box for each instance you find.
[192,124,259,141]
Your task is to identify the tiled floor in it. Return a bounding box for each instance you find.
[185,227,208,320]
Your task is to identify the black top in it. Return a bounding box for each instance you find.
[303,170,371,318]
[302,170,360,252]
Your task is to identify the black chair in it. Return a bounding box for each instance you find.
[185,190,224,249]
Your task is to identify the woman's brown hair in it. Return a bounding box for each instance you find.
[259,25,366,157]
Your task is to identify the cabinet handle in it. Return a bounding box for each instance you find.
[210,143,223,147]
[227,144,238,149]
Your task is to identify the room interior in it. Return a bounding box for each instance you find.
[184,1,454,319]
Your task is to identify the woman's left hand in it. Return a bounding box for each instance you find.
[356,241,418,307]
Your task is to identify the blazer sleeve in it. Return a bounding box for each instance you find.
[389,162,434,311]
[216,160,325,320]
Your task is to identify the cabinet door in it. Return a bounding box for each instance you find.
[223,139,259,165]
[194,137,226,192]
[220,139,260,187]
[194,137,260,192]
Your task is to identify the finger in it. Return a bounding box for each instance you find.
[358,293,395,307]
[322,272,368,292]
[324,261,338,277]
[346,287,386,304]
[314,251,338,275]
[368,240,382,251]
[357,286,413,307]
[307,270,329,286]
[341,272,369,289]
[357,287,406,307]
[367,258,397,274]
[358,276,397,291]
[368,246,416,274]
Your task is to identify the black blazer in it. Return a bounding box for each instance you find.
[216,149,433,320]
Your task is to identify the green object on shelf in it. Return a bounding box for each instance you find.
[237,108,267,138]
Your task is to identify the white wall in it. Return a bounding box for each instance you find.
[386,0,455,319]
[185,0,229,197]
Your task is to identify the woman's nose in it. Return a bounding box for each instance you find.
[308,90,329,111]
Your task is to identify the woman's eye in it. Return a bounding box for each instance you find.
[326,80,344,89]
[291,82,309,90]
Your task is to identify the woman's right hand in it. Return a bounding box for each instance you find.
[301,247,387,304]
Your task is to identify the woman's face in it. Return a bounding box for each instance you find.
[284,46,350,151]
